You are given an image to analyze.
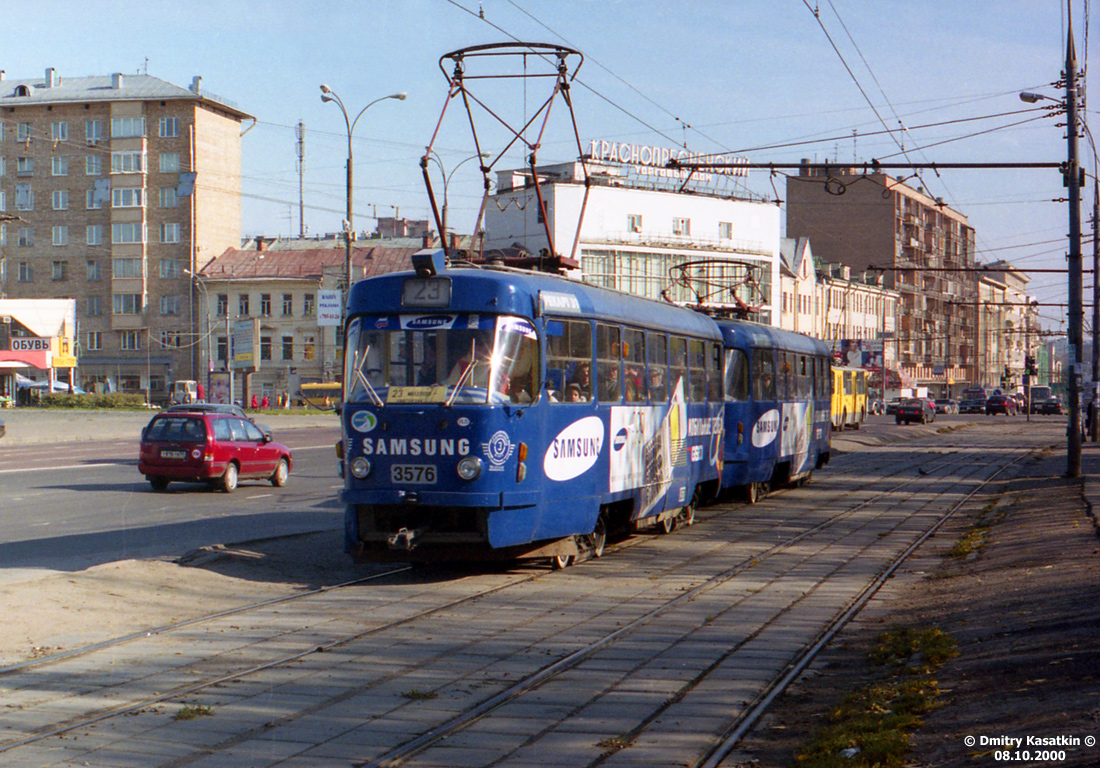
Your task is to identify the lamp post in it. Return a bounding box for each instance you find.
[424,151,488,247]
[319,85,407,310]
[1020,18,1084,476]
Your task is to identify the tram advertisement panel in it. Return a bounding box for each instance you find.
[609,381,688,518]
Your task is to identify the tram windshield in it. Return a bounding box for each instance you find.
[344,314,539,405]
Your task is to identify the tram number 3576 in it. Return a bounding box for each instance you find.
[390,464,438,484]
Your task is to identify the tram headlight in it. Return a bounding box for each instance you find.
[350,457,372,479]
[456,456,483,481]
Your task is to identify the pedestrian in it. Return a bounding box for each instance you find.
[261,394,270,409]
[196,382,205,402]
[250,394,258,409]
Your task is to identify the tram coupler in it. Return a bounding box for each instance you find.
[388,527,423,551]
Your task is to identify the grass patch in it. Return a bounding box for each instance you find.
[596,735,632,752]
[944,495,1004,560]
[173,704,214,721]
[401,688,438,701]
[794,627,957,767]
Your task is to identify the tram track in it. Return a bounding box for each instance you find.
[0,435,1033,766]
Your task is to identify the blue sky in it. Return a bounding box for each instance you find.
[6,0,1085,325]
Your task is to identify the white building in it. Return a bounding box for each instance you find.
[484,156,782,323]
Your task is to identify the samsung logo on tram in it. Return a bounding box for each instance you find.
[544,417,604,481]
[361,438,470,456]
[404,316,454,329]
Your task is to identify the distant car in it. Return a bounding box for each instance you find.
[885,398,904,415]
[959,398,987,414]
[1039,397,1064,415]
[986,394,1018,416]
[935,398,959,415]
[139,411,292,492]
[896,397,936,425]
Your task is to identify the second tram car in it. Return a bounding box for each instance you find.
[339,252,726,565]
[718,320,832,503]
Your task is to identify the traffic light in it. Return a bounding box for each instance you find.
[1026,355,1037,375]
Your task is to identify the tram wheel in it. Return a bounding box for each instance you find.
[746,481,768,505]
[658,514,676,534]
[550,554,574,570]
[676,502,696,528]
[588,515,607,558]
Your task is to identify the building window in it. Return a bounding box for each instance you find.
[238,294,250,316]
[86,331,102,351]
[719,221,733,239]
[159,187,179,208]
[52,260,68,280]
[282,294,293,316]
[112,258,142,279]
[112,187,145,208]
[87,225,103,246]
[86,155,102,175]
[15,184,33,210]
[111,117,146,138]
[303,293,315,316]
[260,336,272,361]
[160,331,182,349]
[673,217,691,236]
[159,153,181,173]
[282,336,294,360]
[0,190,4,211]
[120,331,142,351]
[260,294,271,316]
[52,226,68,246]
[216,294,228,317]
[217,336,228,362]
[52,190,68,210]
[87,259,101,281]
[159,117,180,138]
[87,296,103,316]
[16,157,33,177]
[160,296,181,315]
[111,151,145,174]
[159,258,182,279]
[0,158,4,178]
[16,122,32,142]
[111,222,145,244]
[627,214,642,233]
[52,156,69,176]
[85,120,104,144]
[18,262,33,282]
[50,121,68,142]
[17,227,33,247]
[303,336,316,360]
[161,223,180,243]
[113,294,143,315]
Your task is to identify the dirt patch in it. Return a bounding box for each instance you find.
[0,528,369,666]
[731,451,1100,767]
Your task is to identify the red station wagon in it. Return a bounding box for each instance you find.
[139,411,293,492]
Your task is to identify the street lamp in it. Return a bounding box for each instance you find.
[319,85,407,308]
[423,151,489,247]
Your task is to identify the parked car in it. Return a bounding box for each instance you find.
[896,397,936,425]
[885,397,904,415]
[1039,397,1064,415]
[138,411,292,492]
[934,398,959,415]
[986,394,1018,416]
[959,397,987,414]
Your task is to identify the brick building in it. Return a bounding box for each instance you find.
[0,68,250,399]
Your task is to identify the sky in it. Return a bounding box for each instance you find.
[5,0,1090,330]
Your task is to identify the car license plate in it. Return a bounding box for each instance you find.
[160,450,186,459]
[390,464,437,484]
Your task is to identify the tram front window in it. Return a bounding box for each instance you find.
[344,315,538,405]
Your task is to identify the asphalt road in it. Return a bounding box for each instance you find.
[0,423,344,578]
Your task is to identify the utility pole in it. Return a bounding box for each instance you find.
[296,121,306,239]
[1066,16,1084,477]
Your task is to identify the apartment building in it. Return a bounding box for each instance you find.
[0,68,250,399]
[786,164,979,386]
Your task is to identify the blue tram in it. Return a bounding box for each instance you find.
[340,251,726,564]
[716,319,832,503]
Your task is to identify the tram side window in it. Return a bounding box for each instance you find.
[793,355,810,399]
[687,339,706,402]
[622,328,646,402]
[670,336,688,400]
[725,348,749,401]
[596,323,621,403]
[708,342,723,401]
[546,319,592,402]
[648,332,669,403]
[753,349,776,401]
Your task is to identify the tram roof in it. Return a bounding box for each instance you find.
[349,262,722,339]
[714,318,831,356]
